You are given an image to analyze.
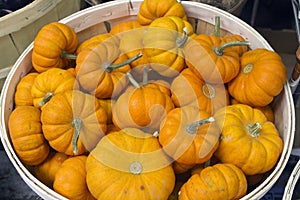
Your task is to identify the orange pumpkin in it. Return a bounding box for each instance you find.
[137,0,187,25]
[228,48,287,107]
[179,163,247,200]
[14,72,38,106]
[32,22,78,72]
[112,72,174,132]
[184,34,249,83]
[34,151,69,188]
[31,68,78,108]
[8,106,50,165]
[41,90,108,155]
[213,104,283,175]
[143,16,194,77]
[158,105,220,165]
[171,68,229,114]
[75,38,141,99]
[86,128,175,200]
[53,155,95,200]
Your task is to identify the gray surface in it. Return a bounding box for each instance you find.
[0,150,41,200]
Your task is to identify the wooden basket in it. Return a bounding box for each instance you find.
[0,0,295,199]
[0,0,82,91]
[283,158,300,199]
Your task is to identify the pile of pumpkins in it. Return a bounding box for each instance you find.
[8,0,287,199]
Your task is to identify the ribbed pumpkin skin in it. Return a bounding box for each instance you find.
[143,16,194,77]
[14,72,38,106]
[179,163,247,200]
[31,68,78,108]
[171,68,229,114]
[184,34,241,84]
[41,90,107,155]
[112,85,174,132]
[32,22,78,72]
[75,39,130,99]
[213,104,283,175]
[86,128,175,200]
[228,48,287,107]
[8,106,50,166]
[158,106,220,165]
[54,155,96,200]
[137,0,187,25]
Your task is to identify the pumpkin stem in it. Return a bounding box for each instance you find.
[126,72,140,88]
[61,50,77,60]
[247,122,262,137]
[176,27,188,48]
[38,92,54,107]
[185,117,215,134]
[71,118,83,155]
[214,16,221,37]
[105,52,143,73]
[214,41,250,56]
[129,161,143,174]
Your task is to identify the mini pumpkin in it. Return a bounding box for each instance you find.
[213,104,283,175]
[75,38,141,99]
[179,163,247,200]
[32,22,78,72]
[34,151,69,188]
[14,72,38,106]
[31,68,78,108]
[112,71,174,132]
[53,155,95,200]
[8,106,50,165]
[137,0,187,25]
[86,128,175,200]
[143,16,194,77]
[158,105,220,165]
[184,34,249,83]
[228,48,287,107]
[171,68,229,114]
[41,90,108,155]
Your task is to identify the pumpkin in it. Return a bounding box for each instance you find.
[31,68,78,108]
[112,71,174,132]
[228,48,287,107]
[179,163,247,200]
[41,90,108,155]
[171,68,229,114]
[53,155,95,200]
[32,22,78,72]
[137,0,187,25]
[34,151,69,188]
[143,16,194,77]
[98,98,114,124]
[75,38,141,99]
[110,20,143,35]
[184,33,250,83]
[14,72,38,106]
[158,105,220,165]
[213,104,283,175]
[172,161,195,174]
[8,106,50,165]
[221,34,248,56]
[86,128,175,200]
[231,98,275,122]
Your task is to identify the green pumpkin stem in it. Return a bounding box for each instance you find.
[186,116,215,134]
[105,52,142,73]
[126,72,140,88]
[214,16,221,37]
[38,92,54,107]
[61,50,77,60]
[71,118,83,155]
[177,27,189,48]
[247,122,262,137]
[214,41,250,56]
